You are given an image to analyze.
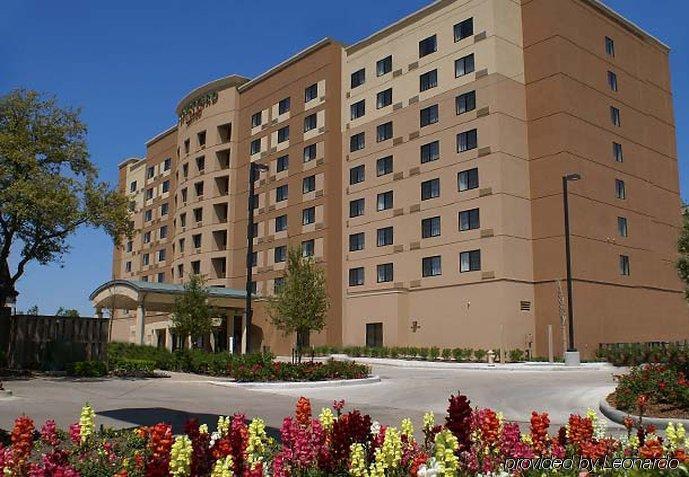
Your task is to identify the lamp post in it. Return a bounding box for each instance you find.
[244,161,269,354]
[562,173,581,366]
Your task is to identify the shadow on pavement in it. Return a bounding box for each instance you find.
[97,408,280,438]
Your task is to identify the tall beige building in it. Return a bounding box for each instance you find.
[96,0,687,358]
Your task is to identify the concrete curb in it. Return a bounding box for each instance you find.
[208,375,381,389]
[336,356,615,372]
[599,399,689,428]
[0,389,12,398]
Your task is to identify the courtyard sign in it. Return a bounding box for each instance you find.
[178,91,218,126]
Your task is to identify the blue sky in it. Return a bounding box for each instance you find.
[1,0,688,315]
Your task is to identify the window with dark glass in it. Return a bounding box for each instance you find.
[196,155,205,171]
[277,126,290,143]
[350,198,365,217]
[610,106,621,126]
[351,100,366,120]
[377,191,393,211]
[455,53,475,77]
[459,250,481,272]
[350,132,365,152]
[146,166,155,179]
[454,18,473,42]
[618,216,628,237]
[162,180,170,193]
[146,188,153,200]
[305,83,318,102]
[251,111,262,128]
[377,55,392,76]
[605,36,615,57]
[351,68,366,88]
[130,181,137,192]
[608,71,618,92]
[274,277,285,293]
[377,226,393,246]
[377,156,393,176]
[302,239,315,257]
[419,35,437,57]
[304,113,317,132]
[304,144,317,162]
[302,175,316,193]
[192,234,202,249]
[349,267,364,286]
[194,181,204,196]
[377,263,393,283]
[420,104,439,127]
[277,154,289,172]
[422,216,441,238]
[420,140,440,163]
[613,142,623,162]
[457,129,478,152]
[421,178,440,200]
[458,167,479,191]
[458,208,480,231]
[615,179,626,199]
[302,206,315,225]
[250,138,261,155]
[422,255,441,277]
[419,69,438,91]
[278,97,291,114]
[350,164,365,185]
[349,232,365,251]
[197,130,206,147]
[377,88,392,109]
[163,158,172,171]
[377,122,393,142]
[275,214,287,232]
[620,255,630,275]
[456,91,476,115]
[276,184,288,202]
[193,207,202,222]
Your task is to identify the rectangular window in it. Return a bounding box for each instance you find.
[377,263,394,283]
[251,111,262,128]
[278,97,291,114]
[162,180,170,193]
[350,132,365,152]
[610,106,621,126]
[608,71,618,92]
[377,226,393,246]
[350,164,365,185]
[194,181,204,197]
[377,55,392,76]
[303,144,317,162]
[157,249,166,262]
[157,272,165,284]
[420,140,440,163]
[420,104,439,127]
[179,213,186,228]
[457,129,478,152]
[349,267,364,286]
[349,232,365,251]
[377,88,392,109]
[304,113,317,132]
[459,250,481,272]
[421,178,440,200]
[419,69,438,91]
[197,131,206,147]
[377,156,393,176]
[275,214,287,232]
[191,261,200,274]
[276,184,288,202]
[145,188,153,200]
[196,156,205,171]
[459,208,480,231]
[179,237,185,252]
[277,154,289,172]
[305,83,318,102]
[422,216,441,238]
[619,255,630,275]
[193,207,202,222]
[146,166,155,179]
[454,18,473,42]
[377,191,393,211]
[144,209,152,222]
[419,35,437,57]
[613,142,624,162]
[351,100,366,120]
[350,198,365,217]
[302,175,316,193]
[615,179,626,199]
[159,225,168,239]
[192,234,202,249]
[182,163,189,178]
[456,91,476,115]
[125,261,131,272]
[302,239,315,257]
[126,240,133,252]
[377,122,393,142]
[249,251,257,267]
[143,231,151,244]
[458,167,479,191]
[351,68,366,88]
[274,277,285,293]
[618,216,628,237]
[422,255,442,277]
[250,138,261,155]
[142,253,149,266]
[277,126,290,143]
[163,158,172,171]
[605,36,615,57]
[130,180,137,192]
[455,53,475,77]
[302,206,315,225]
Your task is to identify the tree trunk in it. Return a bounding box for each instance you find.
[0,258,15,310]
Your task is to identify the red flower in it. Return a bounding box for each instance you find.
[530,411,550,454]
[639,437,663,459]
[144,423,173,477]
[296,397,312,427]
[446,392,472,454]
[636,395,648,413]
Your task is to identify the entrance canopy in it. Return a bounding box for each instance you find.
[90,279,247,312]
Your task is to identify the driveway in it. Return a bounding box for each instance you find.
[0,362,621,435]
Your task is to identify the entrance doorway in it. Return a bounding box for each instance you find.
[366,322,383,348]
[232,315,243,354]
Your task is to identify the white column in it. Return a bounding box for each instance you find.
[135,302,145,345]
[241,314,247,354]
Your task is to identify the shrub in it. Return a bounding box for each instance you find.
[110,359,157,378]
[474,349,487,362]
[407,347,419,359]
[613,364,689,413]
[228,358,370,382]
[508,349,525,363]
[388,347,400,359]
[66,360,107,377]
[428,347,440,361]
[107,342,173,370]
[417,347,429,360]
[441,348,452,361]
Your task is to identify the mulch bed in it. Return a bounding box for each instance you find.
[607,392,689,420]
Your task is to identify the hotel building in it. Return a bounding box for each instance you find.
[95,0,687,358]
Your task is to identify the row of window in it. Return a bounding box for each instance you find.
[250,83,320,129]
[350,122,477,153]
[181,124,232,157]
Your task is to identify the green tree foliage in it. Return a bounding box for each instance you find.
[0,89,132,307]
[56,307,79,317]
[677,206,689,299]
[171,274,217,348]
[267,247,330,360]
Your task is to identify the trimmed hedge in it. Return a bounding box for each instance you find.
[110,359,157,378]
[312,345,531,363]
[65,361,108,377]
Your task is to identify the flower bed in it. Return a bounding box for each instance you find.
[228,358,369,382]
[2,393,688,476]
[312,345,537,363]
[609,364,689,420]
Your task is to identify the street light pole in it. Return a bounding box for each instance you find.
[245,161,268,354]
[562,173,581,365]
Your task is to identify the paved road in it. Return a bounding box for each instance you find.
[0,363,621,435]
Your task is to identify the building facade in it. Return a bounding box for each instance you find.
[105,0,687,358]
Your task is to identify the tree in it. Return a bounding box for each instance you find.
[677,206,689,299]
[56,307,79,317]
[171,274,216,349]
[0,89,132,308]
[267,247,330,361]
[25,305,39,315]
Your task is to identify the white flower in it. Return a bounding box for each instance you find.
[370,420,381,436]
[417,458,439,477]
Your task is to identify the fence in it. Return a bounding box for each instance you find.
[4,313,109,369]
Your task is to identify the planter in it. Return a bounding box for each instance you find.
[209,375,381,389]
[599,398,689,428]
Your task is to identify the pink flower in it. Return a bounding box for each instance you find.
[40,420,60,447]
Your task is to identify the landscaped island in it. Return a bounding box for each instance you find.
[1,392,686,476]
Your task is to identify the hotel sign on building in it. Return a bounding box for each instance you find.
[178,91,218,125]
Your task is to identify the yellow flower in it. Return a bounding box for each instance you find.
[211,455,234,477]
[169,435,193,477]
[666,423,686,451]
[199,424,209,434]
[434,429,459,476]
[319,407,335,431]
[401,418,414,440]
[246,418,269,469]
[216,416,230,437]
[422,411,435,430]
[349,442,368,477]
[79,403,96,443]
